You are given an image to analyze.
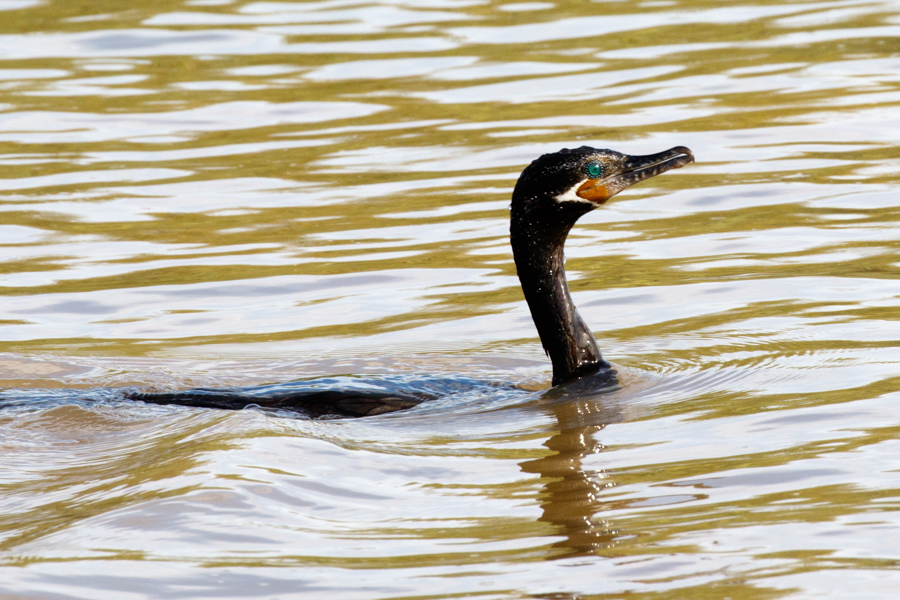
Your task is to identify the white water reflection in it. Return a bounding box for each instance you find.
[0,29,460,59]
[0,101,386,143]
[448,4,820,44]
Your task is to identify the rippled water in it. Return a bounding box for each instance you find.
[1,0,899,597]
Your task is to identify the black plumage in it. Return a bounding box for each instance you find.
[125,145,693,415]
[511,145,693,385]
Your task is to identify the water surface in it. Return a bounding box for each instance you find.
[1,0,899,598]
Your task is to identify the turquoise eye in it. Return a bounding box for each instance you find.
[586,162,604,178]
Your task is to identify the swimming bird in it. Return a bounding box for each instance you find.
[126,145,694,416]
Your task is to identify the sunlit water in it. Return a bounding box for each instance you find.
[1,0,899,598]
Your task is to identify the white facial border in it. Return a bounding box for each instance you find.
[552,179,594,205]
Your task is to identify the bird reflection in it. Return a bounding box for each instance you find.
[519,372,628,556]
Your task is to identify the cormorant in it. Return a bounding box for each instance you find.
[126,145,694,416]
[511,145,694,386]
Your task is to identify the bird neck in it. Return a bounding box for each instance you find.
[510,206,607,386]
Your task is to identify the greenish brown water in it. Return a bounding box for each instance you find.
[1,0,899,597]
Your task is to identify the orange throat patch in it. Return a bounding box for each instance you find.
[575,179,611,203]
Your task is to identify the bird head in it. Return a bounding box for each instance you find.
[513,145,694,212]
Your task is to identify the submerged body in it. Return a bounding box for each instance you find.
[120,146,694,416]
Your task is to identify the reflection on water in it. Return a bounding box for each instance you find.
[1,0,899,597]
[523,376,629,556]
